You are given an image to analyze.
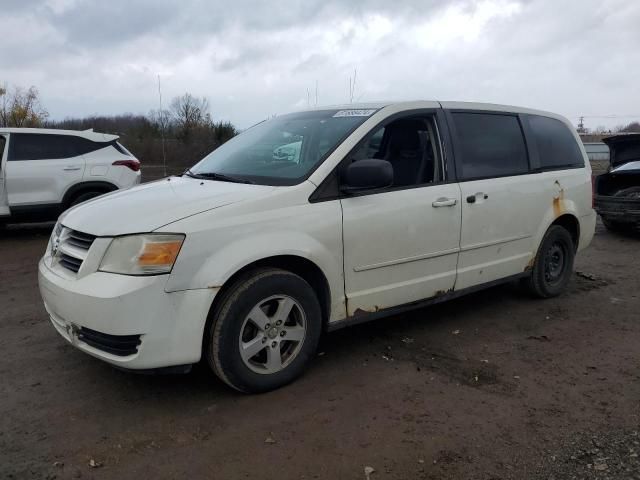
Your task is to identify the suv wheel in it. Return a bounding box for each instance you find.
[70,191,103,207]
[524,225,575,298]
[205,268,322,393]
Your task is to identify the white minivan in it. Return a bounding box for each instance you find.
[0,128,140,225]
[38,102,596,393]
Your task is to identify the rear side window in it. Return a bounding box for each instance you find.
[528,115,584,170]
[452,113,529,180]
[8,134,108,161]
[112,141,132,156]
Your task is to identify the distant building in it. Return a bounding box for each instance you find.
[583,142,609,162]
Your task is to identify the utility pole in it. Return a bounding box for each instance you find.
[158,74,167,177]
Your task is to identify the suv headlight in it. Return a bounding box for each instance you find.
[99,234,185,275]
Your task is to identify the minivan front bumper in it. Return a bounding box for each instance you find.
[38,258,215,369]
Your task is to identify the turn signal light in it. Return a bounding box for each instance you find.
[138,241,183,267]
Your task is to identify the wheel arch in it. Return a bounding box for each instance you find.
[62,181,118,208]
[550,213,580,250]
[206,255,333,332]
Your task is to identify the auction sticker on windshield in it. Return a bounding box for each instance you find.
[333,109,377,117]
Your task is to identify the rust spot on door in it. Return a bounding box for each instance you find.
[351,305,381,317]
[524,256,535,272]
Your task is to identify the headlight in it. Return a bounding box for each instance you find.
[49,221,62,256]
[99,234,185,275]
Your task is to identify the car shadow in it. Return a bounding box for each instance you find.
[70,281,529,402]
[0,222,54,239]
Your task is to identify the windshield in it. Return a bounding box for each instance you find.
[190,109,377,185]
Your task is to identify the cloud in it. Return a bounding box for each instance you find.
[2,0,639,129]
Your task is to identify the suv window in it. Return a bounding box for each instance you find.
[112,140,132,156]
[347,116,443,187]
[528,115,584,170]
[8,134,107,161]
[452,112,529,180]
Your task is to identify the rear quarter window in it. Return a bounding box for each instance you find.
[528,115,584,170]
[452,112,529,180]
[112,141,133,156]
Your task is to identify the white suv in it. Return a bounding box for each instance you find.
[0,128,141,224]
[38,101,596,393]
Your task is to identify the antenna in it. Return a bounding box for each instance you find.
[349,68,357,103]
[158,74,167,177]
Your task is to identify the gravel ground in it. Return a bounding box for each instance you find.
[0,220,638,479]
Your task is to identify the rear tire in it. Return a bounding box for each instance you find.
[524,225,575,298]
[70,191,103,207]
[204,268,322,393]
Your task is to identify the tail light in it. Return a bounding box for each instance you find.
[112,160,140,172]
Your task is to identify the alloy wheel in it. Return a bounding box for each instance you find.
[238,295,307,374]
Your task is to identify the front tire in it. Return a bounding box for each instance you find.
[205,268,322,393]
[524,225,575,298]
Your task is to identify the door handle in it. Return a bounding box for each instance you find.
[432,197,457,208]
[63,166,81,171]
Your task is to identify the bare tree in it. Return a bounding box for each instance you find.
[169,93,210,136]
[149,108,172,132]
[619,121,640,133]
[0,83,48,127]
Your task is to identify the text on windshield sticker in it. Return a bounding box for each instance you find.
[333,109,377,118]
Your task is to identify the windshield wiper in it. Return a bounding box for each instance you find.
[184,169,254,184]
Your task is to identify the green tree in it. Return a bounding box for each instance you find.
[0,83,49,127]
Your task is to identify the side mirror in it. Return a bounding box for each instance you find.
[340,159,393,193]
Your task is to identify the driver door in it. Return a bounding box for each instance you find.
[340,110,462,315]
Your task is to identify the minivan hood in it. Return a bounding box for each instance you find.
[603,133,640,169]
[60,176,274,236]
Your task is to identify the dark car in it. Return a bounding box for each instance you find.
[594,133,640,232]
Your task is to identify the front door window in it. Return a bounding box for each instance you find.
[346,115,444,188]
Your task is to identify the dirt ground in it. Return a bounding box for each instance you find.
[1,221,639,480]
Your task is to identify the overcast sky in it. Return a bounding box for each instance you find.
[2,0,639,129]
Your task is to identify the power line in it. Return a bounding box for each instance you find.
[576,114,640,119]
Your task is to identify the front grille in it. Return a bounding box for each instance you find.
[56,228,97,274]
[66,230,96,250]
[59,253,83,273]
[77,327,142,357]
